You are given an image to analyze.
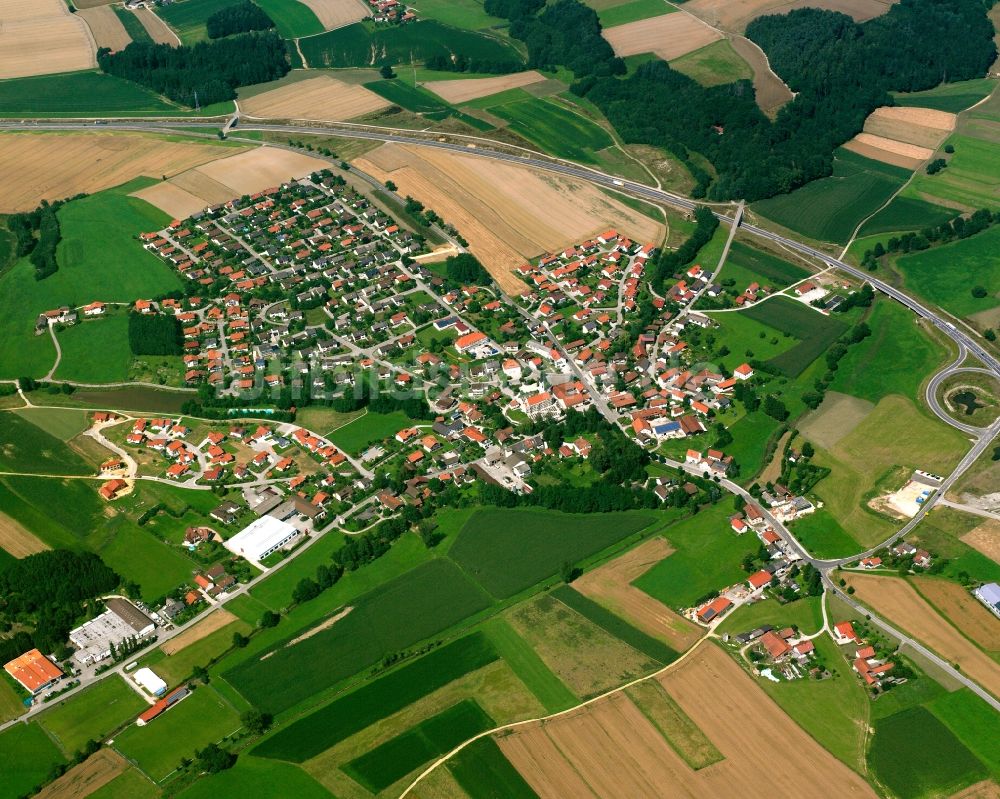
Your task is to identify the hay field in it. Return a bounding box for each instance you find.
[136,146,329,216]
[240,75,389,121]
[844,573,1000,698]
[500,642,877,798]
[961,520,1000,565]
[299,0,370,28]
[603,13,722,61]
[0,0,96,79]
[426,71,548,104]
[0,510,49,557]
[843,132,933,170]
[161,609,238,655]
[35,749,128,799]
[912,577,1000,652]
[797,391,875,450]
[354,143,664,294]
[77,6,132,52]
[865,106,957,148]
[573,538,702,651]
[0,132,245,213]
[684,0,892,32]
[133,7,179,45]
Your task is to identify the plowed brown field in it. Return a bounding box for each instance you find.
[0,511,49,557]
[354,143,664,294]
[500,642,877,798]
[77,6,131,52]
[240,75,389,121]
[684,0,892,32]
[299,0,370,29]
[574,538,702,651]
[912,576,1000,652]
[161,609,238,655]
[426,71,547,104]
[603,14,722,61]
[0,0,96,79]
[0,132,244,213]
[844,572,1000,699]
[961,519,1000,565]
[133,7,178,45]
[35,749,128,799]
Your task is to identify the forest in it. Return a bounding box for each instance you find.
[0,551,120,660]
[206,0,275,39]
[490,0,995,200]
[444,253,491,285]
[97,31,289,106]
[128,312,183,356]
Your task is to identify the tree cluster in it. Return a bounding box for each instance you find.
[7,198,80,280]
[424,54,525,74]
[861,208,998,269]
[97,31,289,106]
[444,253,491,285]
[653,205,718,290]
[206,0,274,38]
[574,0,994,200]
[128,312,182,356]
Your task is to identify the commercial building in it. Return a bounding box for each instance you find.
[3,649,63,694]
[133,667,167,697]
[975,582,1000,618]
[224,515,300,563]
[69,599,156,667]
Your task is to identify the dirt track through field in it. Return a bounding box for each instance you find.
[0,0,96,79]
[844,572,1000,699]
[500,642,877,798]
[603,14,722,61]
[35,749,128,799]
[0,132,244,213]
[298,0,370,29]
[573,538,702,651]
[961,519,1000,565]
[354,143,664,294]
[77,6,132,52]
[0,510,49,557]
[683,0,892,31]
[912,576,1000,652]
[161,609,238,655]
[425,71,547,104]
[240,75,389,121]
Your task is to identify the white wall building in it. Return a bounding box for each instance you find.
[225,515,300,563]
[133,667,167,697]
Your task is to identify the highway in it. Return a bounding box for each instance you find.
[6,117,1000,715]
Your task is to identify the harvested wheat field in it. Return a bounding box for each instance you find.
[952,781,1000,799]
[574,538,702,651]
[863,106,956,148]
[499,642,876,798]
[0,0,96,79]
[425,71,547,104]
[845,572,1000,698]
[137,147,329,214]
[161,609,238,655]
[684,0,892,32]
[728,36,793,116]
[0,510,49,557]
[77,6,132,52]
[912,576,1000,652]
[35,749,129,799]
[299,0,370,29]
[240,75,389,121]
[844,132,932,169]
[604,14,722,61]
[0,132,245,213]
[133,7,178,45]
[961,519,1000,565]
[354,143,664,294]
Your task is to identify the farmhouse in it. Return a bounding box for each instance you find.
[833,621,859,645]
[225,515,300,563]
[3,649,63,695]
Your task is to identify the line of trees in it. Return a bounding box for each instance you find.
[128,312,183,356]
[861,208,998,268]
[653,205,718,291]
[8,197,82,280]
[97,31,289,106]
[424,54,525,74]
[206,0,274,39]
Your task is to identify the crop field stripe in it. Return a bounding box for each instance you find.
[253,0,324,38]
[482,618,577,712]
[868,705,988,798]
[343,699,495,793]
[223,559,493,715]
[251,632,499,762]
[447,736,540,799]
[364,80,450,114]
[112,6,154,43]
[740,297,847,377]
[550,585,678,664]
